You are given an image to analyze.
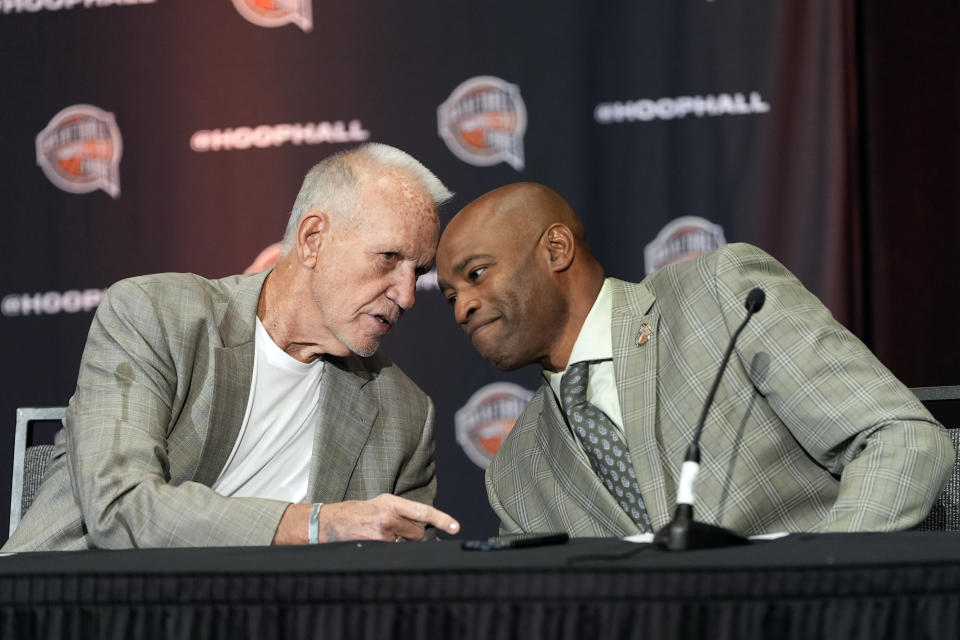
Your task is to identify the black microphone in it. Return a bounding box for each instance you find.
[653,287,765,551]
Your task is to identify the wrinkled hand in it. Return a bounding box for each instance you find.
[272,494,460,545]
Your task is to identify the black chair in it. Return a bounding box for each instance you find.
[8,407,64,537]
[913,386,960,531]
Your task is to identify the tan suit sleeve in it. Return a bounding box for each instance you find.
[392,395,438,506]
[486,465,523,536]
[713,244,954,531]
[66,278,288,548]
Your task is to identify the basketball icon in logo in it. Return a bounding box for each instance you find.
[35,104,122,199]
[643,216,727,275]
[231,0,312,32]
[455,382,534,468]
[438,76,527,171]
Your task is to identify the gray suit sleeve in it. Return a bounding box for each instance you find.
[486,461,523,536]
[716,244,954,531]
[392,395,438,507]
[65,279,288,548]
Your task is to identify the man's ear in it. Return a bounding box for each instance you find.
[542,223,575,272]
[297,211,328,268]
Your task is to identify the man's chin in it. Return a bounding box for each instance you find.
[336,334,380,358]
[351,342,380,358]
[484,350,523,372]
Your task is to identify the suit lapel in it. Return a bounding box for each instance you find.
[188,269,377,496]
[194,271,269,487]
[194,344,255,486]
[535,383,637,534]
[307,356,377,503]
[610,278,672,528]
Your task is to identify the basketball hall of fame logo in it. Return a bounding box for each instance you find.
[231,0,312,32]
[643,216,727,274]
[455,382,534,469]
[437,76,527,171]
[36,104,122,199]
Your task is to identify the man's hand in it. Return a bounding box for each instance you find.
[272,494,460,545]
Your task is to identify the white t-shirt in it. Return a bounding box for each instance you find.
[212,318,323,502]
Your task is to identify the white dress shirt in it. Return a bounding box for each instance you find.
[544,278,625,434]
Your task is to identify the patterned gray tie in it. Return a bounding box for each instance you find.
[560,361,652,531]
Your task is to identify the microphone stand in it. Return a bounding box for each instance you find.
[653,289,765,551]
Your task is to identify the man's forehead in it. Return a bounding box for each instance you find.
[364,168,434,215]
[352,200,438,260]
[439,223,480,261]
[362,192,439,233]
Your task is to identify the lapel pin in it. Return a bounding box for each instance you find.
[635,323,654,347]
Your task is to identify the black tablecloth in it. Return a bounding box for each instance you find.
[3,531,960,639]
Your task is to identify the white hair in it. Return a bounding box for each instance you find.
[281,143,453,253]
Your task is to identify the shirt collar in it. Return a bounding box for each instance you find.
[544,278,613,387]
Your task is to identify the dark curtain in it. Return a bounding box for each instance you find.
[856,1,960,387]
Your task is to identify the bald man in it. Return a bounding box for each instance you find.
[437,182,952,537]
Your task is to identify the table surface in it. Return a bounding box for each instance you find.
[3,531,960,640]
[2,529,960,575]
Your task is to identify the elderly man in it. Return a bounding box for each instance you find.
[4,143,460,550]
[436,182,952,537]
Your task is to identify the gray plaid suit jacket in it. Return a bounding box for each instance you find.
[486,243,953,536]
[4,271,437,550]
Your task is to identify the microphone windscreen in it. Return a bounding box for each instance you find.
[745,288,765,313]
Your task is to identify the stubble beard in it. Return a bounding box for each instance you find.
[311,276,380,358]
[336,328,380,358]
[495,282,566,372]
[477,314,525,371]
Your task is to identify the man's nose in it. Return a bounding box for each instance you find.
[388,264,417,311]
[454,294,479,326]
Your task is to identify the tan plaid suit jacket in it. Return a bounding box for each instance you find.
[4,271,437,550]
[486,243,953,536]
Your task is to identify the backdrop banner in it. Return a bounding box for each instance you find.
[0,0,955,541]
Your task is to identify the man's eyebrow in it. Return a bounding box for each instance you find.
[415,261,435,275]
[452,253,494,275]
